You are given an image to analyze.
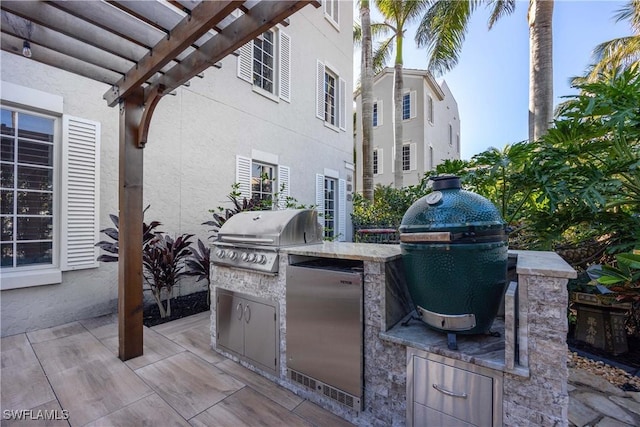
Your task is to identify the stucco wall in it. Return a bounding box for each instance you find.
[354,69,460,192]
[0,2,353,336]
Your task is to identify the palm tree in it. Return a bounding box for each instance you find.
[360,0,375,202]
[415,0,554,142]
[370,0,428,188]
[582,0,640,82]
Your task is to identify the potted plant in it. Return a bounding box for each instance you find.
[572,250,639,355]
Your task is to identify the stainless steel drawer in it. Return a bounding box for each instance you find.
[413,357,493,426]
[413,402,475,427]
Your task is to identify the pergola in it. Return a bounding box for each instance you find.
[1,0,319,360]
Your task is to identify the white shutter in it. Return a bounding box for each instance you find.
[277,165,290,209]
[61,116,100,270]
[338,178,346,241]
[378,100,383,126]
[378,148,383,175]
[316,60,325,119]
[391,147,395,173]
[315,173,325,228]
[279,31,291,102]
[237,42,253,83]
[339,77,346,131]
[410,143,417,171]
[410,90,417,119]
[235,155,252,201]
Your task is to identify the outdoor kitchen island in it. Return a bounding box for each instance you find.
[209,243,576,426]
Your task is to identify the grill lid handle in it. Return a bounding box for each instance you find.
[219,236,275,244]
[400,232,451,243]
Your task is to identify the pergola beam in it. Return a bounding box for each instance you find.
[149,0,318,98]
[1,32,123,85]
[1,1,153,64]
[103,0,243,107]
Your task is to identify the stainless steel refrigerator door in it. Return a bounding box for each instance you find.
[286,265,363,397]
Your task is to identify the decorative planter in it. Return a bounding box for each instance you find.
[571,292,632,355]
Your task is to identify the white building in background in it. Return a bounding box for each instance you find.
[0,1,353,336]
[354,68,461,190]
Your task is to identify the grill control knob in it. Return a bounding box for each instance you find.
[247,253,256,263]
[227,250,237,260]
[215,249,225,259]
[240,253,249,262]
[256,254,266,264]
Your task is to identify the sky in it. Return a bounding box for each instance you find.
[354,0,631,160]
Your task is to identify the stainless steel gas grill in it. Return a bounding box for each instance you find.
[212,209,322,274]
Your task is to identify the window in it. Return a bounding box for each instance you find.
[252,30,274,93]
[427,95,434,124]
[457,134,460,153]
[1,109,55,269]
[316,173,346,241]
[251,162,275,205]
[237,29,291,102]
[236,156,290,209]
[324,0,339,27]
[402,93,410,120]
[449,124,453,145]
[402,90,416,121]
[1,83,100,289]
[372,102,378,127]
[372,100,382,127]
[324,70,337,126]
[316,61,346,131]
[372,149,378,175]
[402,143,416,172]
[324,177,336,239]
[402,144,411,171]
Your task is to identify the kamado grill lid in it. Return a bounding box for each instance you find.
[399,176,506,243]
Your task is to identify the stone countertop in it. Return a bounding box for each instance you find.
[283,242,402,262]
[381,313,527,376]
[511,250,577,279]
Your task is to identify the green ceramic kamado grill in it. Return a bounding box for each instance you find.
[399,176,508,349]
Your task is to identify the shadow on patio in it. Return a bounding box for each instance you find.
[0,311,353,426]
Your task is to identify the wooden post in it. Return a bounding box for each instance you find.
[118,87,145,361]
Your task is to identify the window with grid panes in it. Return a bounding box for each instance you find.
[1,108,55,269]
[402,144,411,171]
[372,102,378,127]
[253,30,275,94]
[427,96,434,123]
[250,161,275,205]
[402,93,410,120]
[373,149,379,175]
[324,0,339,26]
[324,70,337,126]
[324,177,336,238]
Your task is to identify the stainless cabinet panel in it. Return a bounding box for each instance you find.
[286,265,363,397]
[413,402,475,427]
[413,357,492,426]
[244,300,277,371]
[217,290,244,355]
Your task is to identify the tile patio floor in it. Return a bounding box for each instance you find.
[0,311,354,427]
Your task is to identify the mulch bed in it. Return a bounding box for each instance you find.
[143,290,209,327]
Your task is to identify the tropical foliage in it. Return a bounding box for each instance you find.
[415,0,553,141]
[581,0,640,82]
[353,65,640,266]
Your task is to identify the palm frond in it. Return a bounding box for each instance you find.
[372,36,396,74]
[487,0,516,29]
[613,0,640,33]
[354,21,362,44]
[586,35,640,81]
[416,0,476,76]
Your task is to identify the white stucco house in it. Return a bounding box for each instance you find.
[0,1,353,336]
[354,67,461,190]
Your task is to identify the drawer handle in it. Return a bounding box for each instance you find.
[432,384,468,399]
[244,305,251,323]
